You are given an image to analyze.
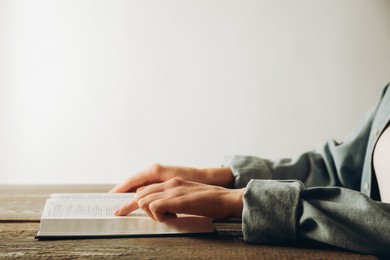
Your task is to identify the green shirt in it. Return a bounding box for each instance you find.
[224,84,390,257]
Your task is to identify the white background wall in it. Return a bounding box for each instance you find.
[1,0,390,184]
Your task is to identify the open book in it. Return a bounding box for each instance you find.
[36,193,214,239]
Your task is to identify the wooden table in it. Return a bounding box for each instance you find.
[0,185,377,259]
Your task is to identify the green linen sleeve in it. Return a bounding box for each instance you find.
[242,179,390,258]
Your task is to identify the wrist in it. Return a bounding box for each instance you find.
[202,167,234,187]
[230,188,244,219]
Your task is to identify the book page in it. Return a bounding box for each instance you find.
[37,193,214,237]
[42,193,145,219]
[50,193,136,200]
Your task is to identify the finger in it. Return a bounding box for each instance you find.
[150,199,178,222]
[149,193,214,219]
[137,189,183,222]
[109,171,151,193]
[136,186,146,193]
[137,191,167,221]
[139,195,178,222]
[136,183,166,200]
[113,199,139,216]
[136,178,184,200]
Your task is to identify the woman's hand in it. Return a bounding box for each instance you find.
[114,178,244,221]
[109,164,234,193]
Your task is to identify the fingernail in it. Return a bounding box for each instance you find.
[113,209,121,215]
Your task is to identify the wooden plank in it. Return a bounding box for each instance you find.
[0,185,112,221]
[0,185,243,235]
[0,185,378,259]
[0,223,377,259]
[0,184,113,195]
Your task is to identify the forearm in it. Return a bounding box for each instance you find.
[242,180,390,258]
[201,167,234,187]
[224,96,378,191]
[224,145,358,190]
[223,154,329,188]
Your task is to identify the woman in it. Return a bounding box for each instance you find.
[111,84,390,257]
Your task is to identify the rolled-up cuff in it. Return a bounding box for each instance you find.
[242,179,303,244]
[223,155,272,188]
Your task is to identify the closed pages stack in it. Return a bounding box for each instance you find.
[36,193,214,239]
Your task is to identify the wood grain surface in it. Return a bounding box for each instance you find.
[0,185,113,221]
[0,185,378,259]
